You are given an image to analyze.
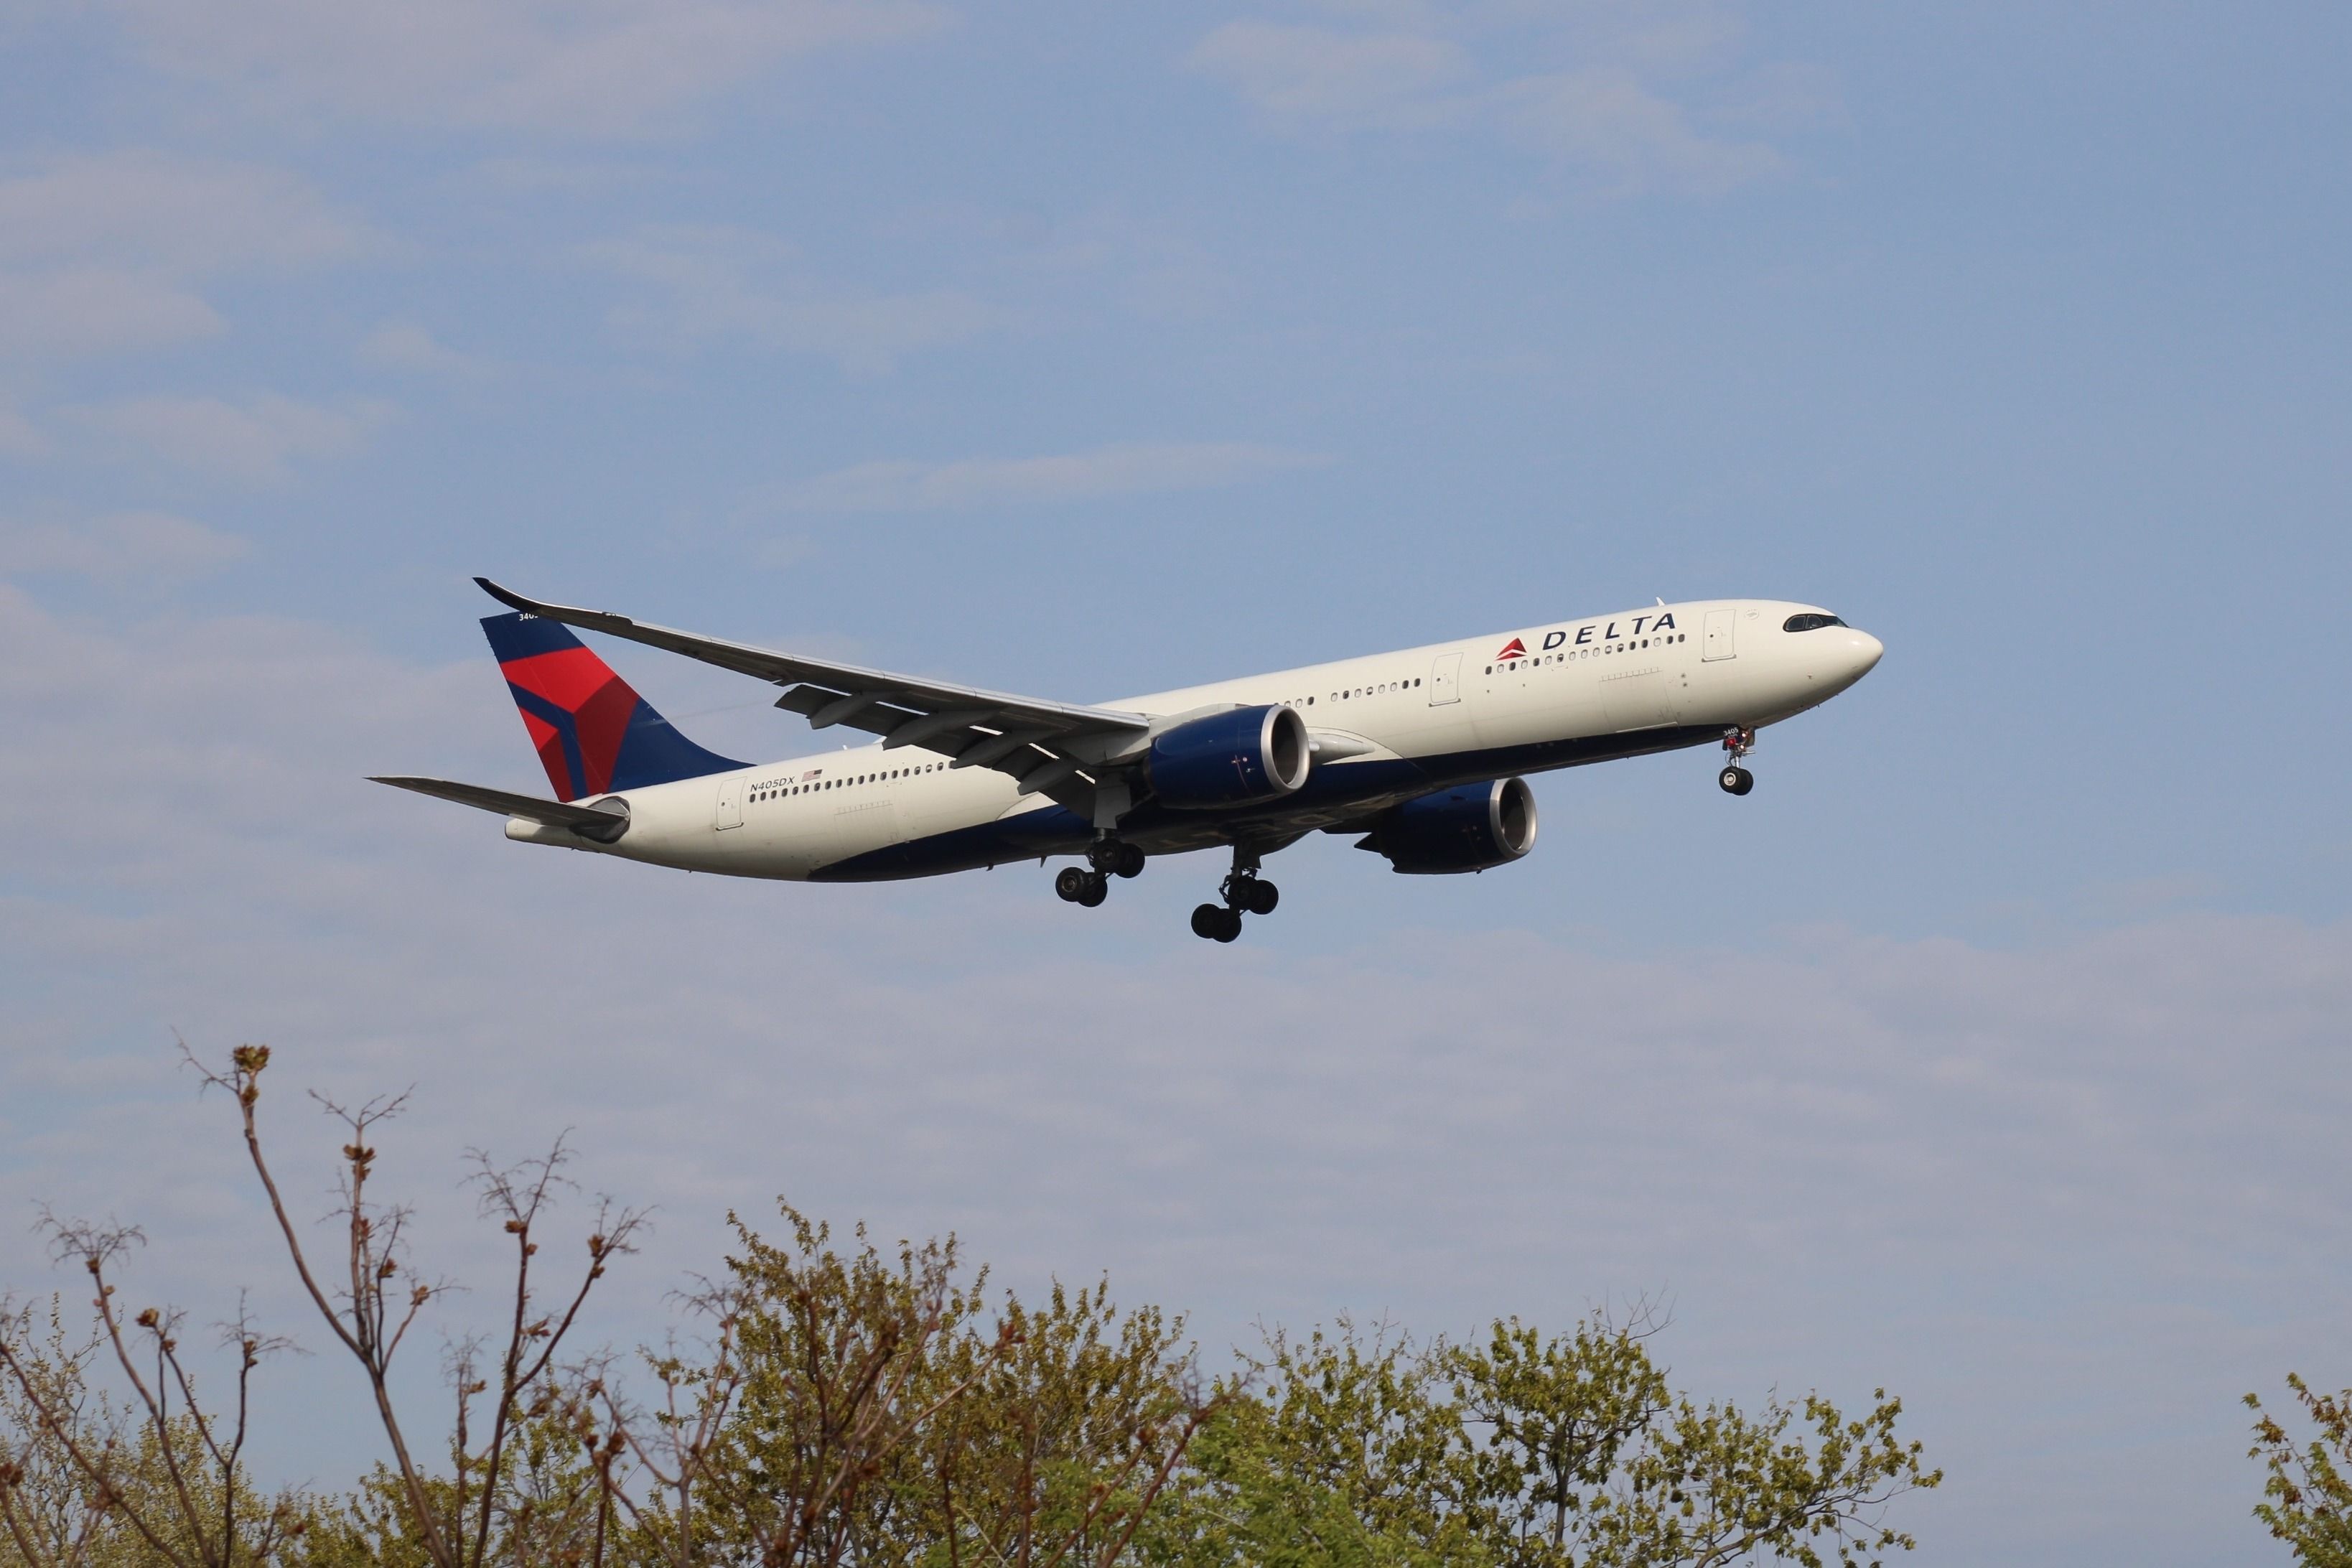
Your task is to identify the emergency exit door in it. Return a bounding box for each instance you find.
[1428,650,1462,705]
[1702,609,1736,661]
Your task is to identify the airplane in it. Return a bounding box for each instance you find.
[375,580,1883,941]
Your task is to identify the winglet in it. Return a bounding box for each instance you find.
[474,577,646,638]
[474,576,533,614]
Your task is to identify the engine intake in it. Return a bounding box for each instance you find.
[1359,778,1537,874]
[1148,704,1311,809]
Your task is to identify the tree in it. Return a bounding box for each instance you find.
[695,1205,1217,1567]
[6,1046,1938,1568]
[1449,1310,1671,1567]
[1601,1388,1936,1568]
[185,1044,645,1568]
[915,1274,1213,1567]
[1149,1314,1936,1568]
[2249,1375,2352,1566]
[0,1250,303,1568]
[1148,1317,1486,1568]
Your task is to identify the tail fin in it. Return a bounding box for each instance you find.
[482,612,745,801]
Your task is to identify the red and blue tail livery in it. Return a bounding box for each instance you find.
[481,612,744,801]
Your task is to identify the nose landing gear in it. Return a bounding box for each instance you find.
[1718,726,1756,795]
[1192,844,1278,942]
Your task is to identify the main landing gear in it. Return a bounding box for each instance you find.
[1053,865,1109,907]
[1192,844,1278,943]
[1718,725,1756,795]
[1091,838,1147,879]
[1054,836,1147,908]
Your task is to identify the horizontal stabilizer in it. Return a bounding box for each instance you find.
[369,776,630,842]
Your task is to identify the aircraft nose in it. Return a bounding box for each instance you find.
[1847,629,1885,678]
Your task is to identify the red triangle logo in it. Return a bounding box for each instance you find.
[1496,637,1527,660]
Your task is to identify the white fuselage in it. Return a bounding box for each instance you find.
[505,599,1882,882]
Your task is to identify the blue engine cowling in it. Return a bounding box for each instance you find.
[1358,778,1538,874]
[1148,704,1312,809]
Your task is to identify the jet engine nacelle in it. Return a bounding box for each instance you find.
[1358,778,1538,874]
[1148,704,1311,809]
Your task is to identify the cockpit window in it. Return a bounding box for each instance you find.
[1783,613,1847,633]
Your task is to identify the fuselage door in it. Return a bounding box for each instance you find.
[1703,608,1736,662]
[713,775,745,831]
[1428,650,1462,706]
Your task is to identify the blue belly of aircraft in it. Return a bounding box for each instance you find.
[811,724,1721,882]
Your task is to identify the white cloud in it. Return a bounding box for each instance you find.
[1498,68,1781,193]
[70,393,395,483]
[1187,8,1795,193]
[0,510,248,580]
[1188,22,1473,128]
[0,150,363,274]
[0,269,225,360]
[588,226,997,375]
[0,151,364,363]
[770,442,1333,514]
[0,398,47,457]
[101,0,950,136]
[358,322,496,378]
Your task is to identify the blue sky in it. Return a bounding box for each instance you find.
[2,2,2348,1562]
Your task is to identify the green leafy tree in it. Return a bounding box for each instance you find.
[2248,1375,2352,1565]
[1147,1318,1487,1568]
[697,1204,1215,1567]
[1602,1389,1936,1568]
[1448,1311,1671,1567]
[1149,1314,1935,1568]
[690,1206,990,1564]
[916,1276,1210,1567]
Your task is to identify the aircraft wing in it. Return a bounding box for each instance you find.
[370,775,631,840]
[472,579,1154,808]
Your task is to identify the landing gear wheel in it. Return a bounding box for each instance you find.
[1718,765,1754,796]
[1212,907,1241,941]
[1055,866,1090,902]
[1089,839,1147,878]
[1076,872,1109,907]
[1241,879,1279,915]
[1192,903,1228,940]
